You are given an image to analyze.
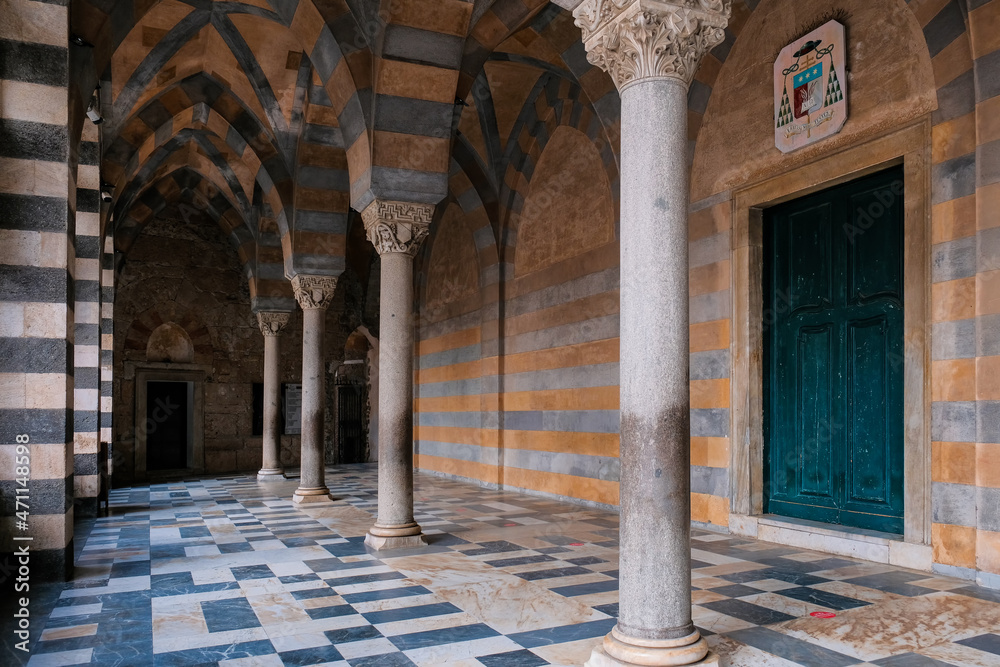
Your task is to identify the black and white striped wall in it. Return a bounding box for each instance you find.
[0,0,76,577]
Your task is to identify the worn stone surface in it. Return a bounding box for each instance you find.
[294,305,331,501]
[258,329,285,478]
[617,76,698,643]
[372,251,421,535]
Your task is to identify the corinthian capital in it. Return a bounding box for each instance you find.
[361,199,433,257]
[291,274,338,310]
[573,0,730,91]
[256,311,291,337]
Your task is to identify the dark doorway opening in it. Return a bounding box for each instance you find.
[252,382,264,436]
[336,381,365,464]
[763,165,905,534]
[146,381,190,470]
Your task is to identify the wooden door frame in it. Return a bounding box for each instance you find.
[729,120,931,545]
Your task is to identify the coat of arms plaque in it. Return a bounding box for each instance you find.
[774,20,848,153]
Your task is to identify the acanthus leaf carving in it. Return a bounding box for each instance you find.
[291,274,338,311]
[574,0,730,91]
[361,200,433,257]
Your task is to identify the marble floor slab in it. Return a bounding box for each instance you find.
[2,463,1000,666]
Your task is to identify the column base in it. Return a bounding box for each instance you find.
[257,469,286,482]
[585,628,714,667]
[364,522,425,550]
[364,532,427,550]
[586,647,719,667]
[292,486,333,503]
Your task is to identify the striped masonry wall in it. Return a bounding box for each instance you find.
[917,0,988,581]
[0,0,76,577]
[678,0,763,529]
[414,168,502,488]
[361,0,473,208]
[686,200,734,528]
[289,76,349,279]
[101,234,114,475]
[73,121,102,517]
[497,242,621,508]
[416,79,625,507]
[414,212,492,486]
[415,199,625,510]
[490,59,622,509]
[969,0,1000,586]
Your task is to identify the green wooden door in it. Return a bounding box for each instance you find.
[764,166,904,534]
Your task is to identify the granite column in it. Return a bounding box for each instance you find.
[573,1,731,665]
[291,274,338,503]
[361,200,433,550]
[256,311,291,481]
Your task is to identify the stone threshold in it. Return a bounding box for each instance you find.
[728,513,933,572]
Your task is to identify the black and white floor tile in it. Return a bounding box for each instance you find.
[7,464,1000,666]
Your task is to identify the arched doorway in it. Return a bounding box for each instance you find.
[333,327,378,464]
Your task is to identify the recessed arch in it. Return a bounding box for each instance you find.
[146,322,195,363]
[690,0,938,201]
[514,125,615,277]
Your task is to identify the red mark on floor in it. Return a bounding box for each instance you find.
[810,611,836,618]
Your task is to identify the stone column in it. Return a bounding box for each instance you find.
[361,199,433,550]
[291,274,338,503]
[573,1,730,666]
[256,311,291,481]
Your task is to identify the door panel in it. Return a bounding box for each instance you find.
[847,316,891,504]
[847,185,904,306]
[796,324,836,501]
[787,203,835,313]
[764,166,904,534]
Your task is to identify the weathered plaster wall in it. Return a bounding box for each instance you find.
[112,206,354,484]
[691,0,936,202]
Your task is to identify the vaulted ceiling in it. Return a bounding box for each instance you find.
[69,0,628,311]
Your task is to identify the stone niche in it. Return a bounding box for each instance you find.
[146,322,194,363]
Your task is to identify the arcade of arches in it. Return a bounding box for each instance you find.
[2,0,1000,664]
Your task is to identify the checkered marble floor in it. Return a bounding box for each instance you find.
[7,464,1000,666]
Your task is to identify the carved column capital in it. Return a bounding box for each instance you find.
[573,0,731,91]
[361,199,433,257]
[291,274,338,311]
[256,311,291,337]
